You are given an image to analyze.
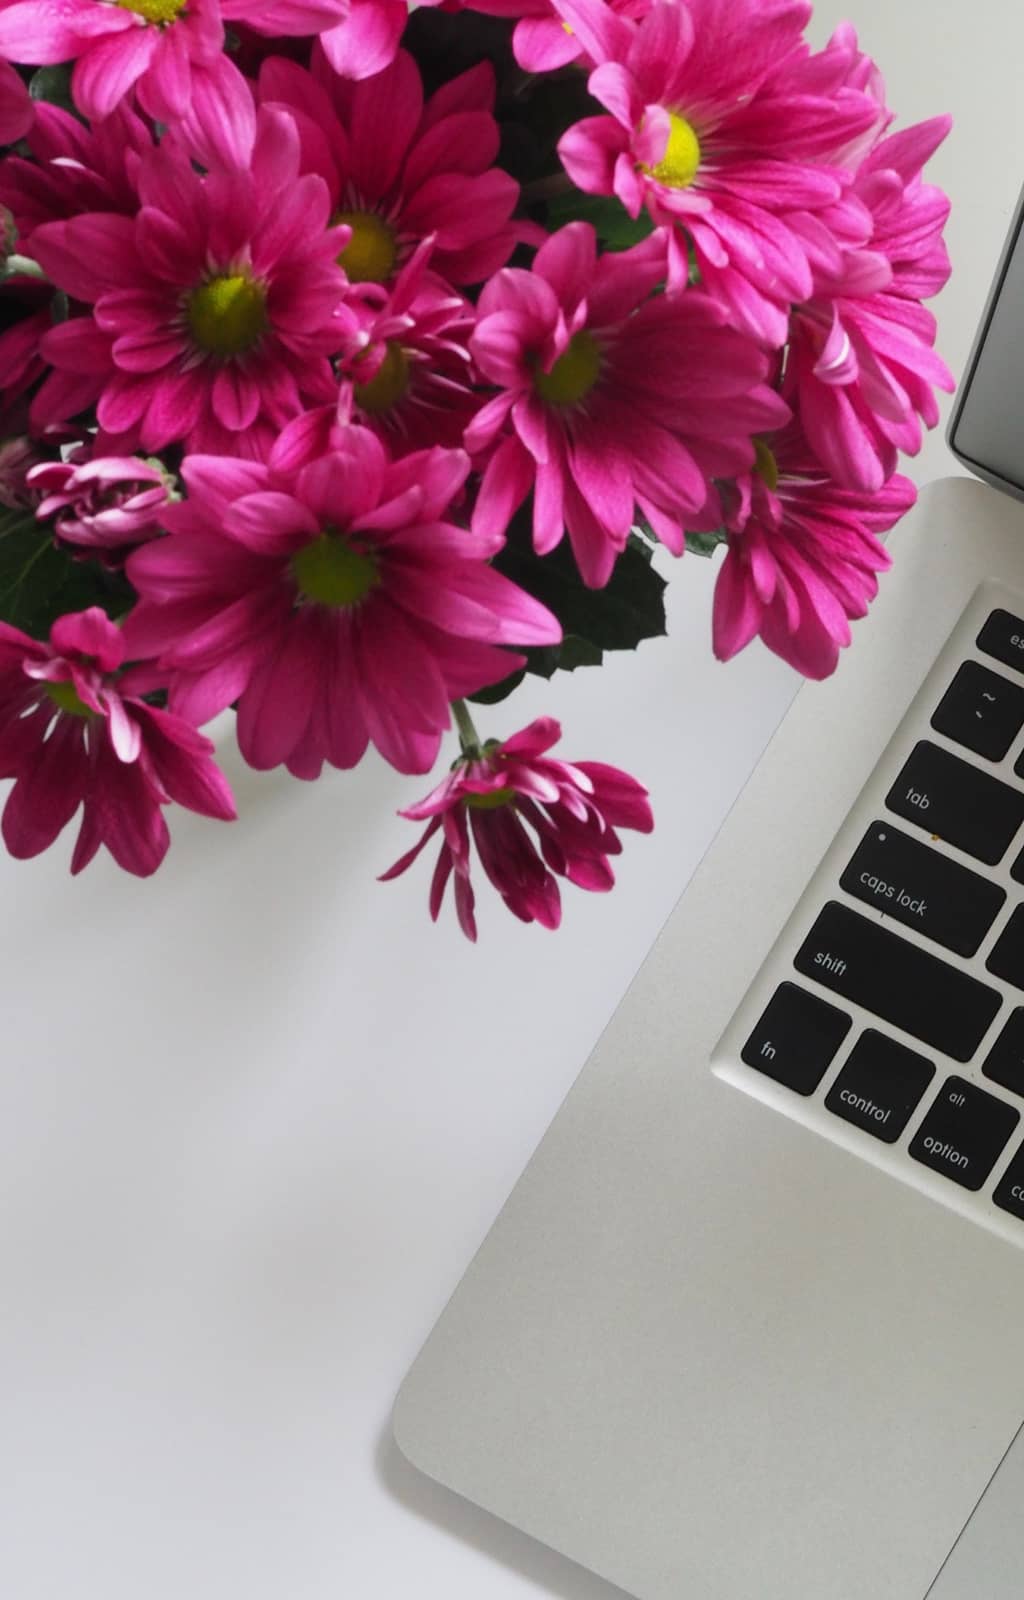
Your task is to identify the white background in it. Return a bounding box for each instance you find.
[1,3,1021,1596]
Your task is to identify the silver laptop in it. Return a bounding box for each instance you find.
[393,198,1024,1600]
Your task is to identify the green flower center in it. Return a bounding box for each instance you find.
[646,111,701,189]
[187,274,267,359]
[335,210,397,284]
[533,331,601,407]
[354,342,411,414]
[465,786,516,811]
[46,680,93,718]
[292,533,379,608]
[754,440,780,492]
[116,0,186,23]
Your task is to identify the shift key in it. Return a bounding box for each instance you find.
[886,740,1024,866]
[794,902,1002,1062]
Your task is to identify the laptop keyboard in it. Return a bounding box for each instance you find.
[715,591,1024,1246]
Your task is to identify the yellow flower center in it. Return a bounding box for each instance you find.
[646,111,701,189]
[187,274,267,359]
[465,786,516,810]
[46,680,93,718]
[116,0,186,23]
[354,341,411,414]
[292,533,379,608]
[334,210,397,284]
[754,440,780,492]
[533,331,601,407]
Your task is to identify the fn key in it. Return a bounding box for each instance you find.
[742,983,851,1096]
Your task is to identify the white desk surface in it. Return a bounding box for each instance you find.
[1,5,1020,1596]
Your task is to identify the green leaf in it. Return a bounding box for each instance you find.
[28,64,76,113]
[684,529,728,558]
[546,191,656,252]
[494,524,667,657]
[0,512,133,638]
[468,666,527,707]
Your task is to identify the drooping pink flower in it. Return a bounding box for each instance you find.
[0,607,236,876]
[381,715,654,940]
[317,0,433,81]
[121,426,561,778]
[29,452,168,555]
[468,221,790,589]
[457,0,648,74]
[787,115,955,491]
[0,55,31,145]
[0,435,45,508]
[0,101,152,247]
[258,49,522,288]
[712,423,915,679]
[28,107,348,457]
[554,0,882,345]
[0,0,255,171]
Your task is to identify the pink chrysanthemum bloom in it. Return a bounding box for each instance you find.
[0,301,50,433]
[712,424,915,679]
[258,50,521,289]
[461,0,647,74]
[0,55,31,145]
[467,221,790,589]
[316,0,446,81]
[381,715,654,940]
[0,0,255,171]
[787,115,955,492]
[0,607,236,876]
[29,453,168,556]
[553,0,882,345]
[0,102,152,247]
[122,426,561,778]
[29,107,348,458]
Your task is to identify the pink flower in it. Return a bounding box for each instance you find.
[788,116,955,491]
[712,424,915,679]
[317,0,424,81]
[0,55,31,145]
[29,452,168,555]
[554,0,882,345]
[381,715,654,940]
[454,0,647,74]
[0,0,255,171]
[222,0,347,33]
[121,426,562,777]
[0,435,45,508]
[0,300,50,434]
[0,607,235,876]
[0,102,152,246]
[29,107,348,457]
[258,49,521,288]
[468,222,789,589]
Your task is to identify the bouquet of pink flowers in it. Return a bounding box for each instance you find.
[0,0,952,937]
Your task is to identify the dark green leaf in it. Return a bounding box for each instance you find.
[684,529,728,558]
[494,526,667,656]
[546,191,656,252]
[0,512,133,638]
[468,666,526,707]
[29,64,76,113]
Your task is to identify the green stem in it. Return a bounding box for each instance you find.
[521,172,574,204]
[451,698,483,758]
[3,254,47,282]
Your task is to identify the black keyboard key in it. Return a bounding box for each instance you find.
[993,1142,1024,1220]
[1011,845,1024,887]
[886,741,1024,866]
[910,1077,1019,1191]
[793,902,1001,1062]
[983,1009,1024,1097]
[839,822,1005,957]
[986,907,1024,990]
[825,1030,934,1143]
[741,982,851,1096]
[931,661,1024,761]
[978,609,1024,676]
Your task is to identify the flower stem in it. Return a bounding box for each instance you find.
[521,172,574,204]
[451,698,483,758]
[3,254,47,282]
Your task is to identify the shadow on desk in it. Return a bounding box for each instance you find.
[377,1426,631,1600]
